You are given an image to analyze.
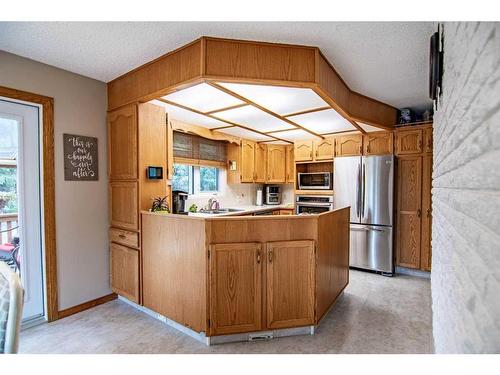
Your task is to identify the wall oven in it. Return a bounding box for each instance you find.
[297,172,333,190]
[296,195,334,215]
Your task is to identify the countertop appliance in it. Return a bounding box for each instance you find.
[256,187,263,206]
[298,172,333,190]
[172,190,188,214]
[334,155,394,275]
[265,185,281,205]
[296,195,333,215]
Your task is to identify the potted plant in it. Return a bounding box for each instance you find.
[151,195,170,214]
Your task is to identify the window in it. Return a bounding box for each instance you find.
[172,164,220,195]
[0,117,18,215]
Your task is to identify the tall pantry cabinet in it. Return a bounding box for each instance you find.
[394,123,433,271]
[108,102,169,304]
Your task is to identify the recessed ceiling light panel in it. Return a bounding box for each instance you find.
[289,109,355,133]
[214,105,295,133]
[215,126,274,142]
[151,100,229,129]
[268,129,320,141]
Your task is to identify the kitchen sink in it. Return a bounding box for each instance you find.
[198,208,244,214]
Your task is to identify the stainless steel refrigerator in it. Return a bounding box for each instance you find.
[334,155,394,274]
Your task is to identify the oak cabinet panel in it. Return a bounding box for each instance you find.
[363,132,393,155]
[314,138,335,160]
[336,134,363,157]
[294,140,314,162]
[110,181,138,231]
[424,127,433,153]
[266,240,315,329]
[395,129,423,155]
[285,145,295,183]
[396,156,422,269]
[209,243,262,335]
[267,145,286,183]
[420,155,432,271]
[240,140,256,183]
[110,243,140,303]
[254,143,267,183]
[109,228,139,248]
[108,104,138,180]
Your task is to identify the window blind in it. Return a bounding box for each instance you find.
[173,132,227,166]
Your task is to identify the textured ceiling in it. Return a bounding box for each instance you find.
[0,22,435,110]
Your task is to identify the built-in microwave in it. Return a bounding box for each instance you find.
[297,172,333,190]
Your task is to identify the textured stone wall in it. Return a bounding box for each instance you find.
[432,22,500,353]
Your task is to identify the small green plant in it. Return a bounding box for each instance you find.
[151,196,170,213]
[188,203,198,213]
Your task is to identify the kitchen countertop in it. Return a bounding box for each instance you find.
[186,203,294,218]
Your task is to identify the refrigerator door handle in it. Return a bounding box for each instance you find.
[362,160,366,219]
[356,163,361,219]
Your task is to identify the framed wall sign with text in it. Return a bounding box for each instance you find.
[63,133,98,181]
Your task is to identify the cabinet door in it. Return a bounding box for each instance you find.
[254,143,267,183]
[395,129,423,155]
[314,138,335,160]
[110,243,140,303]
[424,127,433,154]
[396,156,422,269]
[294,140,314,162]
[285,145,295,183]
[110,181,138,230]
[267,145,286,183]
[364,132,393,155]
[108,104,138,180]
[336,135,363,157]
[209,243,262,335]
[266,240,315,329]
[420,155,432,271]
[240,140,255,183]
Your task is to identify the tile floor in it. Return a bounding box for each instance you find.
[19,270,433,354]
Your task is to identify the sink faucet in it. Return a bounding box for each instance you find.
[207,198,220,211]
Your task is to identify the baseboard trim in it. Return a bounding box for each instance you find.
[57,293,117,320]
[396,266,431,279]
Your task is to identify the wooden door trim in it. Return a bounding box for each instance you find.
[0,85,58,321]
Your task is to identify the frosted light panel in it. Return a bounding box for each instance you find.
[155,102,229,129]
[218,82,329,115]
[163,83,244,112]
[290,109,355,133]
[215,105,295,132]
[217,127,274,141]
[269,129,319,141]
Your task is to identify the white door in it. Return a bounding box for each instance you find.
[0,99,45,322]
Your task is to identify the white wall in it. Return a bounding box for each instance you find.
[431,22,500,353]
[0,51,110,310]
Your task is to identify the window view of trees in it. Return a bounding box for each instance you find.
[199,166,218,192]
[172,164,220,195]
[0,117,18,215]
[0,167,17,214]
[172,164,191,193]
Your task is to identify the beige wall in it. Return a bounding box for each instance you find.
[0,50,110,310]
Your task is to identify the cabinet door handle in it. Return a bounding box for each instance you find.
[268,250,273,263]
[118,234,126,239]
[256,251,261,264]
[359,145,362,154]
[315,150,319,157]
[427,208,431,217]
[418,140,423,151]
[366,144,370,153]
[417,209,421,218]
[309,151,313,159]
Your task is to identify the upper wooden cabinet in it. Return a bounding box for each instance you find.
[267,145,286,183]
[424,127,433,153]
[266,240,315,329]
[209,243,262,335]
[395,129,423,155]
[240,140,256,183]
[335,134,363,157]
[285,145,295,183]
[294,140,314,162]
[108,104,138,180]
[363,132,393,155]
[254,143,267,183]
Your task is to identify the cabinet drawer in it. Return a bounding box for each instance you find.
[110,228,139,248]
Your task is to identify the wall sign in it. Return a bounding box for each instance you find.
[63,134,98,181]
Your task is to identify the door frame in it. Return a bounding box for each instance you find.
[0,85,58,322]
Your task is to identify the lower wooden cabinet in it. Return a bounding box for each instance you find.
[420,155,433,271]
[209,240,315,334]
[110,243,140,303]
[266,240,315,329]
[209,243,262,335]
[109,181,138,231]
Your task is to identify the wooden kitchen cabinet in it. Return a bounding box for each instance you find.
[363,131,393,155]
[314,138,335,160]
[109,228,139,249]
[395,128,423,155]
[294,140,314,162]
[267,145,286,183]
[285,145,295,183]
[335,134,363,157]
[420,155,433,271]
[266,240,315,329]
[108,104,138,180]
[109,181,138,231]
[110,243,140,303]
[254,143,267,183]
[396,156,422,269]
[424,127,433,153]
[240,140,256,183]
[209,243,262,335]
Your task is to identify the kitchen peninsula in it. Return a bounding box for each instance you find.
[139,208,349,344]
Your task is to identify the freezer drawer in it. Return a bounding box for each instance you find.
[349,224,393,273]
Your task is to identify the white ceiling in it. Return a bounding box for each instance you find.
[0,22,435,110]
